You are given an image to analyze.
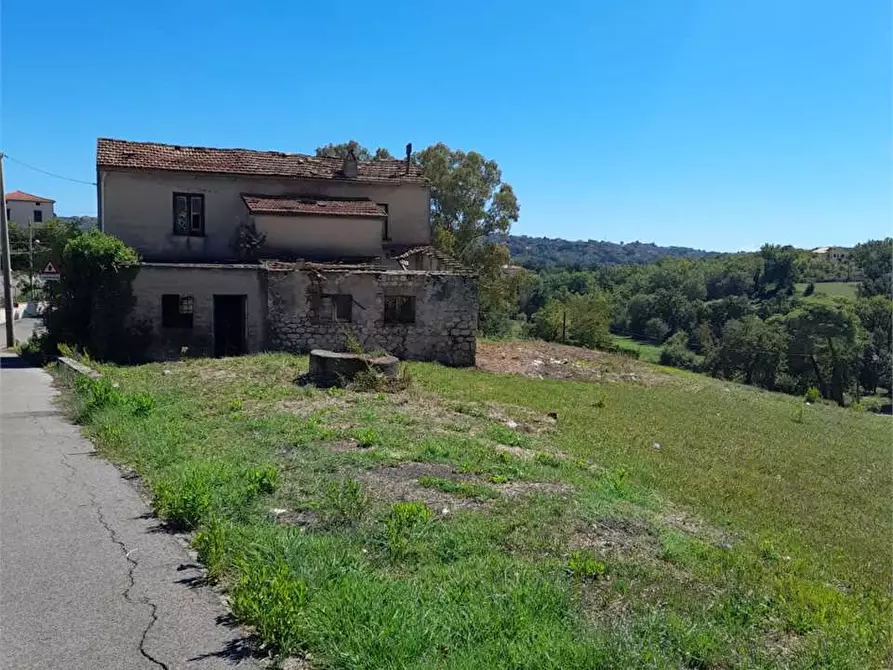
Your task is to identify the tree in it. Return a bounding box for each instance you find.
[644,317,669,343]
[706,316,787,388]
[659,331,700,371]
[856,296,893,394]
[783,300,864,405]
[44,231,147,362]
[758,244,797,297]
[314,141,394,161]
[565,292,612,349]
[417,143,520,330]
[851,238,892,298]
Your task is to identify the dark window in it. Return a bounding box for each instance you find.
[33,210,43,223]
[384,295,415,324]
[379,203,390,240]
[5,209,9,221]
[162,294,194,328]
[173,193,204,236]
[318,294,353,323]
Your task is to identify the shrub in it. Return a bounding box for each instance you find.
[659,332,700,371]
[644,317,670,343]
[44,231,147,362]
[804,387,820,404]
[567,550,607,580]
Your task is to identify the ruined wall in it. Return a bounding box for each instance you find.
[131,264,266,359]
[266,269,477,366]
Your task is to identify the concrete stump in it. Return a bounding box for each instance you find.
[308,349,399,387]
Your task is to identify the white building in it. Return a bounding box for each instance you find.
[810,246,850,262]
[5,191,55,225]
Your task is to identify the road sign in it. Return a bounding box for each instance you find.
[39,260,60,281]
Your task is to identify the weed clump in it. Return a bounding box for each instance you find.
[321,479,369,527]
[386,501,433,558]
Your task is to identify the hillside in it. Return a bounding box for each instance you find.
[505,234,715,269]
[60,346,891,667]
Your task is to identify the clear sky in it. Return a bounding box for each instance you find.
[2,0,890,251]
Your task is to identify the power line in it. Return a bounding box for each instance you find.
[1,153,96,186]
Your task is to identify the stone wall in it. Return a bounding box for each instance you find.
[266,268,477,366]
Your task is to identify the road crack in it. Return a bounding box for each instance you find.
[87,487,170,670]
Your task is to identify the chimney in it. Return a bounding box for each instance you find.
[405,143,412,174]
[342,148,358,178]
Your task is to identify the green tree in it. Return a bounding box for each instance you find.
[643,316,669,343]
[45,231,146,362]
[314,141,395,161]
[856,296,893,394]
[417,143,520,330]
[851,238,892,298]
[565,292,612,349]
[659,331,700,371]
[783,300,864,405]
[706,316,787,388]
[758,244,797,297]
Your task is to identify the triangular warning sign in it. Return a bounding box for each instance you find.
[41,261,59,275]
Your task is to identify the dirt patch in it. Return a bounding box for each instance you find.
[358,462,486,513]
[661,508,737,548]
[495,481,574,498]
[272,508,317,528]
[492,444,540,460]
[571,516,658,556]
[324,440,363,453]
[475,340,667,385]
[484,402,558,435]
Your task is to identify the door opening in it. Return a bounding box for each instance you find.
[213,295,246,357]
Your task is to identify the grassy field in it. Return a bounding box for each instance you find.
[58,351,891,668]
[795,282,859,298]
[609,334,663,363]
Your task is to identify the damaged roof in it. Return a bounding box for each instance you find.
[96,138,426,184]
[241,195,387,218]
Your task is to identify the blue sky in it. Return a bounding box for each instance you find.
[2,0,890,251]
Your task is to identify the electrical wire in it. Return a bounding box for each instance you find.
[2,153,96,186]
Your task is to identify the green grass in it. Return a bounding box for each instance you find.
[609,334,663,363]
[795,281,859,298]
[58,353,891,668]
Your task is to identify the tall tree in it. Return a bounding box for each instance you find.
[783,300,864,405]
[314,141,394,161]
[758,244,797,297]
[417,143,520,334]
[851,238,892,298]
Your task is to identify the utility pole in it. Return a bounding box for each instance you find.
[0,153,14,347]
[28,218,34,299]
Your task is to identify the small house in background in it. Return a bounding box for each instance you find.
[810,246,850,262]
[5,190,55,225]
[96,138,477,365]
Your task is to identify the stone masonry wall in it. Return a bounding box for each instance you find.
[266,268,477,366]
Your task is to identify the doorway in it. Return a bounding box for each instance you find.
[213,295,246,357]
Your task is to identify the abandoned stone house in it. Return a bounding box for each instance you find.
[96,138,478,365]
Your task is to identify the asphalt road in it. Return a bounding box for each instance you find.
[0,354,262,669]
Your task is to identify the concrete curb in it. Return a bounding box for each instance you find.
[57,356,101,379]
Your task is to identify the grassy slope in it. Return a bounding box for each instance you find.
[795,282,859,298]
[59,353,891,668]
[609,334,663,363]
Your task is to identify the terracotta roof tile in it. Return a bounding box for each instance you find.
[5,190,55,203]
[97,138,425,184]
[241,195,387,218]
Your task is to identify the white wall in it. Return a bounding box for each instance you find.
[7,200,55,225]
[101,169,430,261]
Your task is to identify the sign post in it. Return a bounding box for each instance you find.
[39,260,60,282]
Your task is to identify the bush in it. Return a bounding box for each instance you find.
[804,387,820,404]
[44,231,146,362]
[567,550,607,580]
[659,332,700,371]
[644,317,670,343]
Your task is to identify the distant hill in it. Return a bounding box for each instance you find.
[58,215,98,230]
[504,234,716,269]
